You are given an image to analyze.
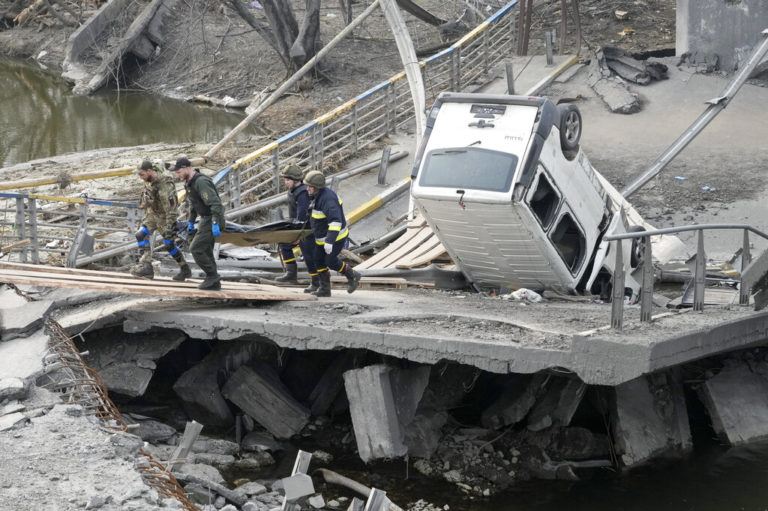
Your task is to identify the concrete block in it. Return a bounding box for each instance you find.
[100,364,153,398]
[527,377,586,432]
[308,351,360,416]
[699,360,768,445]
[0,412,28,432]
[613,371,692,468]
[389,365,431,428]
[308,494,325,509]
[343,365,407,462]
[481,373,548,430]
[281,473,314,501]
[0,378,27,402]
[174,363,233,429]
[222,364,310,439]
[0,300,53,341]
[175,463,225,485]
[132,418,176,442]
[0,329,48,386]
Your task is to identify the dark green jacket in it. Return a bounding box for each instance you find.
[185,171,225,227]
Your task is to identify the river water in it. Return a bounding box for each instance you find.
[0,56,256,168]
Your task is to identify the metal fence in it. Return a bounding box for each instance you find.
[0,1,519,265]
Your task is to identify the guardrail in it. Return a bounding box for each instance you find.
[0,192,139,266]
[605,222,768,329]
[1,1,519,266]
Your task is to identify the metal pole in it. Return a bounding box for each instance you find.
[505,62,516,94]
[378,146,392,185]
[611,239,625,329]
[640,234,653,322]
[15,197,27,263]
[28,198,39,264]
[740,229,752,305]
[694,230,706,312]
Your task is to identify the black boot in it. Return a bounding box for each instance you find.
[304,275,320,294]
[131,262,154,279]
[198,273,222,290]
[173,263,192,282]
[312,271,331,297]
[341,264,361,294]
[171,251,191,281]
[275,263,298,283]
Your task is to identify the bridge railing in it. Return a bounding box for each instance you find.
[214,1,518,213]
[605,223,768,329]
[0,192,139,266]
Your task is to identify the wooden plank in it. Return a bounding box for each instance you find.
[0,268,313,301]
[355,225,425,270]
[395,239,448,269]
[373,227,434,269]
[393,235,443,268]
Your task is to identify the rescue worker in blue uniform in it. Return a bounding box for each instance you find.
[304,170,361,297]
[275,162,319,293]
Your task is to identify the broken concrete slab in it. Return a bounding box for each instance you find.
[587,51,640,114]
[0,328,48,391]
[221,363,310,439]
[0,300,53,341]
[481,373,549,430]
[84,329,185,397]
[132,418,177,443]
[0,412,27,432]
[174,463,225,485]
[526,377,586,432]
[612,371,692,468]
[343,365,408,462]
[389,365,431,430]
[0,378,26,402]
[281,473,314,502]
[699,360,768,445]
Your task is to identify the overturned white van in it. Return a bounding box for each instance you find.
[410,92,652,300]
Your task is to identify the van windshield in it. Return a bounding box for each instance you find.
[419,147,518,192]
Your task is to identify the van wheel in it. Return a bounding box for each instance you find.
[558,104,582,152]
[629,225,646,268]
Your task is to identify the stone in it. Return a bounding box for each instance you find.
[221,363,310,439]
[281,473,314,501]
[699,360,768,445]
[193,453,236,470]
[233,481,268,498]
[192,438,240,455]
[175,463,225,485]
[0,378,27,402]
[241,431,281,453]
[308,494,325,509]
[232,451,275,470]
[133,419,177,442]
[612,370,691,468]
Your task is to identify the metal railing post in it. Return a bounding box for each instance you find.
[385,85,395,134]
[611,239,625,329]
[483,30,490,76]
[450,50,460,91]
[272,152,281,195]
[14,197,27,263]
[640,234,653,322]
[694,229,706,311]
[740,229,752,305]
[28,198,40,264]
[228,167,241,210]
[353,103,359,152]
[66,203,89,268]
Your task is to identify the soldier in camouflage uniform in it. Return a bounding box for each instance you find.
[131,160,192,281]
[171,156,225,290]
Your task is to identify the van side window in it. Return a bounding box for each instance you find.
[528,170,559,229]
[550,213,586,272]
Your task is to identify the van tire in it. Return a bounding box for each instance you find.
[558,104,582,152]
[629,225,646,268]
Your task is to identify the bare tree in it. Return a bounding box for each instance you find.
[226,0,323,74]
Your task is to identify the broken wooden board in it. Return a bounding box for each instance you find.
[0,262,315,301]
[356,215,449,271]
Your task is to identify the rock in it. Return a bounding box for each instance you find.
[0,412,28,432]
[232,451,275,470]
[241,431,281,453]
[133,419,177,442]
[85,495,107,509]
[192,437,240,455]
[0,378,27,402]
[193,453,236,470]
[233,481,268,498]
[308,494,325,508]
[175,463,225,485]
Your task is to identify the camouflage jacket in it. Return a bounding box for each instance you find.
[140,172,178,228]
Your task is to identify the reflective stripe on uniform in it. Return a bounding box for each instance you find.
[312,209,326,219]
[328,221,342,232]
[315,239,325,245]
[327,228,349,244]
[137,240,150,247]
[283,257,296,263]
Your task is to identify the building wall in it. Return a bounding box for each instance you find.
[677,0,768,72]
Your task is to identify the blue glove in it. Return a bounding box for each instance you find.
[212,222,221,238]
[187,221,196,235]
[323,242,333,255]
